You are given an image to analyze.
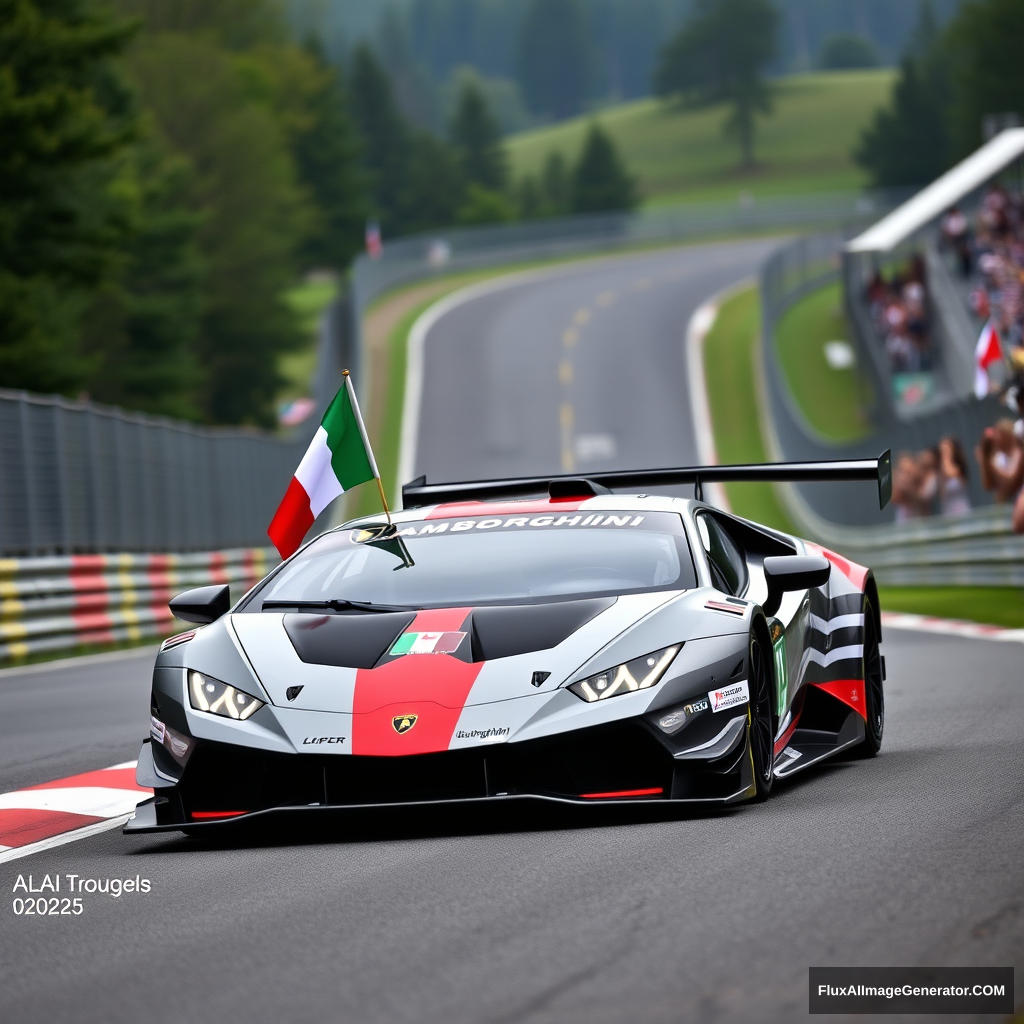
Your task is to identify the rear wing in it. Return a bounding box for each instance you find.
[402,451,892,511]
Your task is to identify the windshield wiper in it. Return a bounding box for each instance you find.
[261,599,415,614]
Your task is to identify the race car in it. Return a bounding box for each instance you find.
[127,454,891,833]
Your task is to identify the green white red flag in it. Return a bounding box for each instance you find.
[268,375,380,558]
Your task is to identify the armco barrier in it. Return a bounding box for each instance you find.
[0,547,277,661]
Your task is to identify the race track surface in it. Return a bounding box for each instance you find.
[1,241,1021,1023]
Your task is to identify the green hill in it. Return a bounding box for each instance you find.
[505,70,895,206]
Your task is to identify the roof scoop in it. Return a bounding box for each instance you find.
[548,478,610,499]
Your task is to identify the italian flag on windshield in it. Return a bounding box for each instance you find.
[269,374,381,559]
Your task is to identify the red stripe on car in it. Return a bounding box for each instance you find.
[804,541,868,590]
[351,608,483,756]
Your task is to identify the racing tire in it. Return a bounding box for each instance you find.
[854,597,884,757]
[748,629,775,800]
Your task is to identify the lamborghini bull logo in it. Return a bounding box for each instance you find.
[392,714,418,734]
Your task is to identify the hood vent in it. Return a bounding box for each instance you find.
[285,612,415,669]
[470,598,615,662]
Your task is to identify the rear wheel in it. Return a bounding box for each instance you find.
[856,597,884,757]
[749,630,775,800]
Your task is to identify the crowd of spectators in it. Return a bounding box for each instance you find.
[865,255,932,373]
[942,184,1024,352]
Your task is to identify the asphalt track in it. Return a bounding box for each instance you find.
[1,241,1021,1023]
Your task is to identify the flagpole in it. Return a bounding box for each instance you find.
[343,370,391,525]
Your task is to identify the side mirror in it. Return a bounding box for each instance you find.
[762,555,830,617]
[169,584,231,625]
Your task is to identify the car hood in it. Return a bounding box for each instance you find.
[209,590,748,756]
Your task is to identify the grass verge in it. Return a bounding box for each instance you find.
[877,586,1024,629]
[279,278,339,405]
[774,281,872,442]
[703,286,796,532]
[507,70,894,206]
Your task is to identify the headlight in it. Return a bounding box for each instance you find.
[567,645,681,703]
[188,670,264,720]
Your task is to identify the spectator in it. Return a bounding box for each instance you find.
[915,447,940,515]
[891,452,921,521]
[937,436,971,517]
[941,206,971,276]
[976,419,1024,502]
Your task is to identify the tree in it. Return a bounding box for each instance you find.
[457,183,516,225]
[448,75,507,191]
[516,0,592,120]
[542,151,571,214]
[818,34,879,70]
[128,33,306,426]
[570,124,638,213]
[947,0,1024,155]
[348,43,413,235]
[399,131,466,233]
[291,39,367,270]
[854,2,951,187]
[0,0,138,393]
[653,0,780,169]
[81,140,204,419]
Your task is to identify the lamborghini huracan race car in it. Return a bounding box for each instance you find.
[127,455,891,833]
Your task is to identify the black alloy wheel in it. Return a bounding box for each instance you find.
[855,597,884,757]
[749,630,775,800]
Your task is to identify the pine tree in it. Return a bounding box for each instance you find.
[449,77,507,191]
[293,38,368,269]
[570,124,638,213]
[653,0,779,169]
[0,0,138,393]
[348,43,414,235]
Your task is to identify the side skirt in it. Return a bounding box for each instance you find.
[772,710,864,779]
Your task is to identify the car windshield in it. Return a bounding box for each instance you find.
[247,509,695,609]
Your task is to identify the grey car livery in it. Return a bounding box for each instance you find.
[127,456,889,832]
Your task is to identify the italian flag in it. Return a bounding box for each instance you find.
[268,375,379,559]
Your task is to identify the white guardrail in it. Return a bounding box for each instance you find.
[0,547,277,662]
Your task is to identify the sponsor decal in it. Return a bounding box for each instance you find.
[392,714,418,734]
[150,715,191,762]
[390,631,466,656]
[708,680,749,712]
[454,727,510,741]
[149,715,166,745]
[393,513,655,538]
[301,736,346,745]
[685,697,710,714]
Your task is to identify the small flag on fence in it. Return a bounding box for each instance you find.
[268,372,388,559]
[974,319,1004,399]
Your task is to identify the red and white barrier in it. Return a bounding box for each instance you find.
[0,547,277,661]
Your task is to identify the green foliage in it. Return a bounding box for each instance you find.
[854,2,951,187]
[292,39,367,270]
[653,0,780,169]
[127,31,306,426]
[348,43,414,234]
[818,34,879,70]
[400,131,466,232]
[516,0,592,120]
[0,0,138,393]
[570,124,638,213]
[457,183,516,225]
[449,76,508,191]
[947,0,1024,155]
[854,54,950,187]
[81,140,204,419]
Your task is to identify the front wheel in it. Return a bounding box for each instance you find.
[855,597,884,757]
[748,629,776,799]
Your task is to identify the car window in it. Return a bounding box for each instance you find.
[695,513,748,596]
[245,510,697,609]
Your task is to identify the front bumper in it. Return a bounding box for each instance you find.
[126,714,758,834]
